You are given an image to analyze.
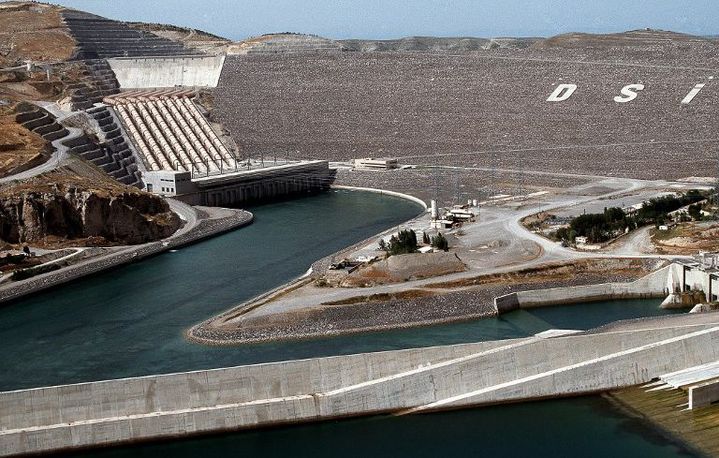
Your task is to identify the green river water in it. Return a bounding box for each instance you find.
[0,190,695,457]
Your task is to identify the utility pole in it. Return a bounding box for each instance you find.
[433,153,440,206]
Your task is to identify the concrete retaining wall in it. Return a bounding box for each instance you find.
[0,339,517,434]
[494,265,673,312]
[689,379,719,409]
[178,161,331,207]
[447,326,719,408]
[3,317,719,456]
[315,324,719,416]
[494,292,520,313]
[108,55,225,89]
[331,185,428,209]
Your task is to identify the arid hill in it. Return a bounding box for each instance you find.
[534,29,713,49]
[229,33,539,54]
[0,2,75,67]
[339,36,538,52]
[127,22,230,54]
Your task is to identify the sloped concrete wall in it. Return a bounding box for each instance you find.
[3,321,719,456]
[108,55,225,88]
[313,324,719,416]
[0,339,516,432]
[514,264,672,308]
[689,379,719,409]
[494,292,520,313]
[444,325,719,408]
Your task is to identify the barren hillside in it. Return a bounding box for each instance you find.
[0,2,75,67]
[0,104,49,178]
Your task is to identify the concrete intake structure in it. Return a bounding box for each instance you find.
[494,261,717,314]
[3,315,719,456]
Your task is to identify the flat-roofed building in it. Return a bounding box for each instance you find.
[352,157,398,170]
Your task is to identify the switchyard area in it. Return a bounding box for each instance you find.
[1,1,719,456]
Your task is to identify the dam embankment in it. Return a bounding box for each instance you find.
[3,314,719,456]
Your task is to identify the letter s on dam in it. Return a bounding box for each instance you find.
[614,84,645,103]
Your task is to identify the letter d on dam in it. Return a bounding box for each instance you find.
[546,83,577,102]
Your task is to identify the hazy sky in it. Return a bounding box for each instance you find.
[34,0,719,40]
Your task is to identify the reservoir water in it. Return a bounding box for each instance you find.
[0,191,692,456]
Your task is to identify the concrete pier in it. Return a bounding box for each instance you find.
[3,314,719,456]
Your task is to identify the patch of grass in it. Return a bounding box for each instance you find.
[650,226,684,242]
[322,289,433,306]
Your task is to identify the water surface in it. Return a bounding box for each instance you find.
[0,190,694,456]
[0,190,421,390]
[62,396,696,458]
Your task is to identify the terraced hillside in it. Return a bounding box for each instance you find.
[0,104,49,178]
[0,2,206,249]
[214,30,719,180]
[62,9,204,59]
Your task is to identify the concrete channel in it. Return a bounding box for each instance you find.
[3,313,719,456]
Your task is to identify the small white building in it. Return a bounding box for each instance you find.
[430,219,454,229]
[446,205,476,222]
[142,170,196,197]
[352,158,399,170]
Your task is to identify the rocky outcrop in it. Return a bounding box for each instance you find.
[0,185,181,246]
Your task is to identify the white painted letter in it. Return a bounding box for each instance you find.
[681,84,705,104]
[614,84,645,103]
[547,84,577,102]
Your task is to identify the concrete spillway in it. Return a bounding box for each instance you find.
[3,314,719,456]
[108,56,226,89]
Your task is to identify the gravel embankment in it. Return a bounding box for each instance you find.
[215,49,718,181]
[333,168,590,205]
[189,260,658,345]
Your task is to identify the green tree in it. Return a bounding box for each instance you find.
[384,229,419,256]
[378,239,387,252]
[688,204,703,221]
[554,227,569,242]
[431,232,449,251]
